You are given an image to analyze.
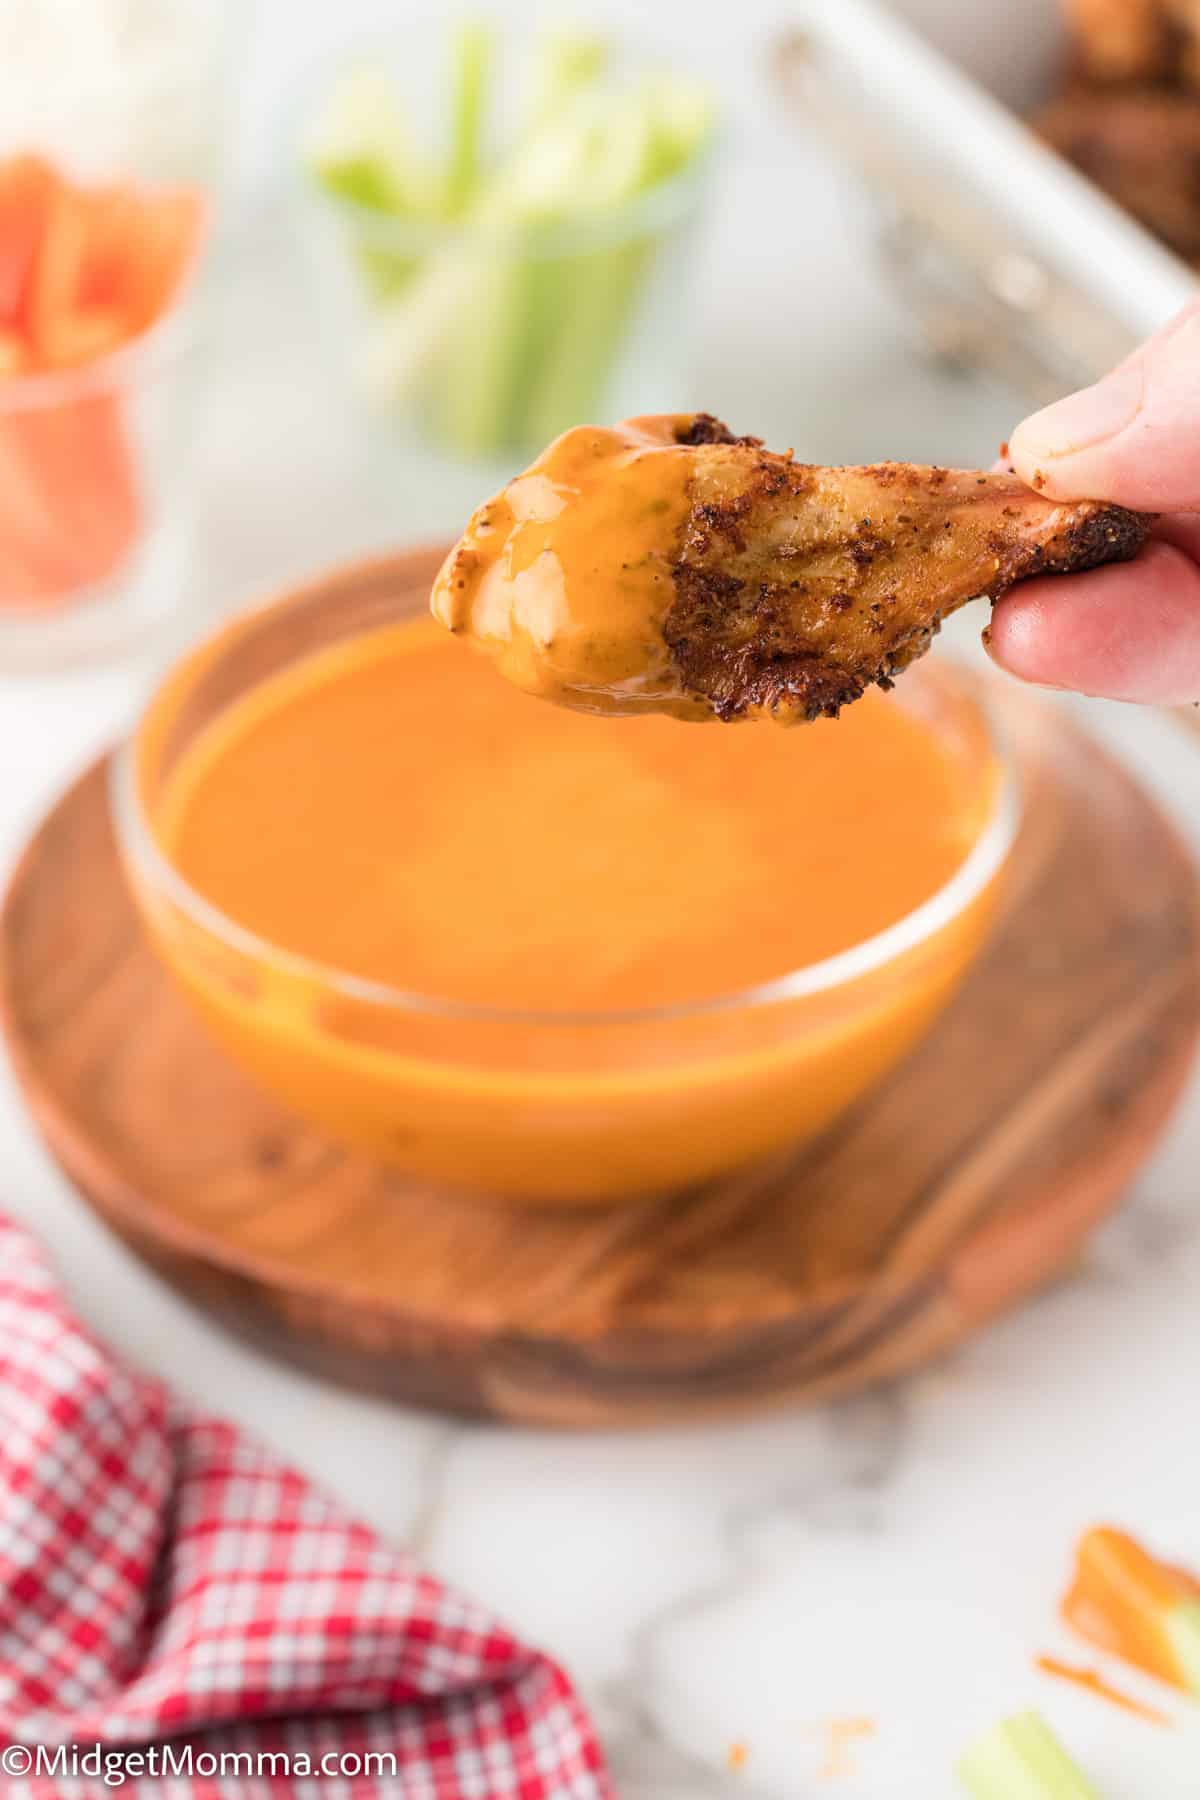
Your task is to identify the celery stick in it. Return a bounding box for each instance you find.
[517,94,659,442]
[1165,1598,1200,1697]
[518,238,649,445]
[306,66,434,215]
[432,104,604,454]
[362,248,479,409]
[407,41,603,453]
[652,75,720,175]
[518,78,713,445]
[306,66,436,303]
[352,242,420,304]
[318,25,714,456]
[445,19,494,217]
[957,1713,1101,1800]
[361,74,601,428]
[431,27,611,452]
[433,250,539,455]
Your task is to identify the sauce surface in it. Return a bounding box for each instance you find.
[159,618,984,1014]
[431,416,704,717]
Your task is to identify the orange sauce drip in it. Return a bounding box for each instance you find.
[1035,1655,1170,1726]
[1062,1527,1200,1692]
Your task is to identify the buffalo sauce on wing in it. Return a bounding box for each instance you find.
[431,416,708,718]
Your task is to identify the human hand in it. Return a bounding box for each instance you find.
[987,299,1200,703]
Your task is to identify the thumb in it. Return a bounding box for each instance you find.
[1007,299,1200,512]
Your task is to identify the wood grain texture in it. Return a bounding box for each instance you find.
[2,589,1199,1424]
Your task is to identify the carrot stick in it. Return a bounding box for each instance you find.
[0,390,140,609]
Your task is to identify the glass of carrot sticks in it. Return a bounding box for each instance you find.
[0,155,206,667]
[298,21,717,462]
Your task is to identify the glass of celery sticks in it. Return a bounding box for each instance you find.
[297,20,717,461]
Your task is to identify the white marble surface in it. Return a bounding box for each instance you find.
[2,1,1200,1792]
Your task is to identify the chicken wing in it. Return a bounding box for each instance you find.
[1061,0,1175,83]
[1060,0,1200,87]
[432,414,1150,724]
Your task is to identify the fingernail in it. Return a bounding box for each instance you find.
[1010,358,1145,460]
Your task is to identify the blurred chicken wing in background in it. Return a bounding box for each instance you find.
[1038,0,1200,262]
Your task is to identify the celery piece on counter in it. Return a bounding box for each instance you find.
[1164,1598,1200,1697]
[957,1713,1101,1800]
[444,19,494,217]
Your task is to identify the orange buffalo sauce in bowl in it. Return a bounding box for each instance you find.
[114,560,1016,1203]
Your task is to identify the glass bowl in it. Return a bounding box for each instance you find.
[112,559,1019,1206]
[0,303,201,669]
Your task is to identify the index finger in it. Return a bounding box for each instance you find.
[1006,301,1200,513]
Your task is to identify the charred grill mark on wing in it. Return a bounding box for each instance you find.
[675,413,764,448]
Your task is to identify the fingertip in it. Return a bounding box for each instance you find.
[1005,303,1200,510]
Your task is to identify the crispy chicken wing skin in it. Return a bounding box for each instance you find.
[669,420,1150,720]
[432,415,1150,724]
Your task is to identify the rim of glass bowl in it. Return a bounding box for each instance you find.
[110,599,1022,1031]
[289,39,718,264]
[0,275,199,414]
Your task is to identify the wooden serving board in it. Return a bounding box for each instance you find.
[2,680,1199,1426]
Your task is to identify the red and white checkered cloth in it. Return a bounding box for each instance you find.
[0,1215,612,1798]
